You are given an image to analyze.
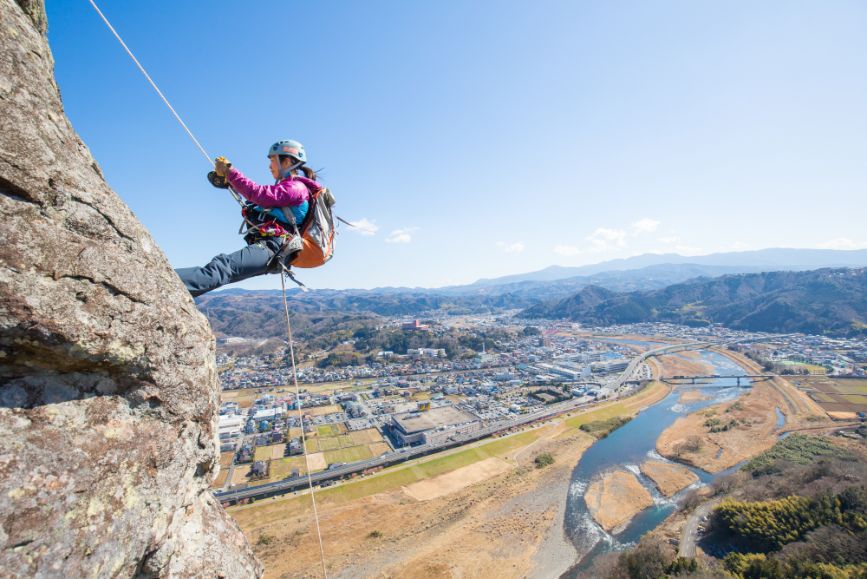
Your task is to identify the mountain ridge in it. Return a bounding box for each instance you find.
[470,248,867,286]
[521,267,867,336]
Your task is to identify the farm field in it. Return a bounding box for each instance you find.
[253,445,286,461]
[304,404,342,417]
[790,376,867,417]
[349,428,383,445]
[778,361,827,374]
[324,446,374,464]
[212,469,229,488]
[220,387,263,408]
[236,426,393,489]
[219,452,234,468]
[267,456,310,480]
[316,423,346,436]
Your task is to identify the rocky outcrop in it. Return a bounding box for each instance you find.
[0,1,261,576]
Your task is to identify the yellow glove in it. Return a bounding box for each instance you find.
[214,156,232,177]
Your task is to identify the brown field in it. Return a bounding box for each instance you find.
[368,442,391,456]
[212,469,229,489]
[789,376,867,414]
[348,428,383,445]
[220,387,264,408]
[403,457,513,501]
[304,404,342,417]
[287,427,305,439]
[253,446,270,462]
[231,464,252,486]
[306,452,327,472]
[219,452,234,468]
[828,411,858,420]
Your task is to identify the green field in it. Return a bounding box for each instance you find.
[324,446,374,464]
[267,429,542,509]
[565,402,628,429]
[840,394,867,405]
[579,415,632,438]
[268,456,308,478]
[253,445,281,462]
[811,392,836,403]
[778,361,826,374]
[316,424,340,436]
[834,382,867,396]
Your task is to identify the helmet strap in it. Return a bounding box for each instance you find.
[279,159,304,180]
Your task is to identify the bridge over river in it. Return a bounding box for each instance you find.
[661,374,774,387]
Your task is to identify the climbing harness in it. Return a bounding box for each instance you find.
[86,1,327,575]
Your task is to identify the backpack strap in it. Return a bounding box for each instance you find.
[277,206,299,235]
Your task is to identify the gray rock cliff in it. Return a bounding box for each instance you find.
[0,0,262,576]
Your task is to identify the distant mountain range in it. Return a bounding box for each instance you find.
[521,268,867,336]
[197,249,867,338]
[470,248,867,286]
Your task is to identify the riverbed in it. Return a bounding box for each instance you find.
[561,350,752,576]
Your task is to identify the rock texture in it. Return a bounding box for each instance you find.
[0,1,261,576]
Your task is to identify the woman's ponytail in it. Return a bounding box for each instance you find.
[300,165,318,181]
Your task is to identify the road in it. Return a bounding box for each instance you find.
[221,436,244,490]
[679,499,719,558]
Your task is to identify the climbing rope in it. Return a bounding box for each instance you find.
[86,1,329,575]
[87,0,212,167]
[281,270,328,579]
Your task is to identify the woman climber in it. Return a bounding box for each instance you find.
[175,139,322,297]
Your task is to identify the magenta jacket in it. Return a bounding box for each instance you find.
[226,168,318,223]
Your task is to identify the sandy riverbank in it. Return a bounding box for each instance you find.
[656,351,715,377]
[656,381,785,473]
[680,390,708,403]
[584,469,653,532]
[640,460,699,497]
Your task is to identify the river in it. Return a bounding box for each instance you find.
[560,349,753,576]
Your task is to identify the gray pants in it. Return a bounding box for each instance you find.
[176,240,279,297]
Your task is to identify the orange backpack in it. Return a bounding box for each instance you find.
[291,187,336,268]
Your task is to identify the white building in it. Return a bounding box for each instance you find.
[252,406,286,421]
[218,414,243,440]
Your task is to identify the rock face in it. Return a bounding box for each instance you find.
[0,1,261,576]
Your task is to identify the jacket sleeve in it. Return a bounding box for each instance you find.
[226,168,310,208]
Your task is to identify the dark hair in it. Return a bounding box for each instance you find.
[279,155,317,181]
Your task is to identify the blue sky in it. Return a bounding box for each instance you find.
[47,1,867,289]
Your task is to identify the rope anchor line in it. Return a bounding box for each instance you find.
[86,1,328,576]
